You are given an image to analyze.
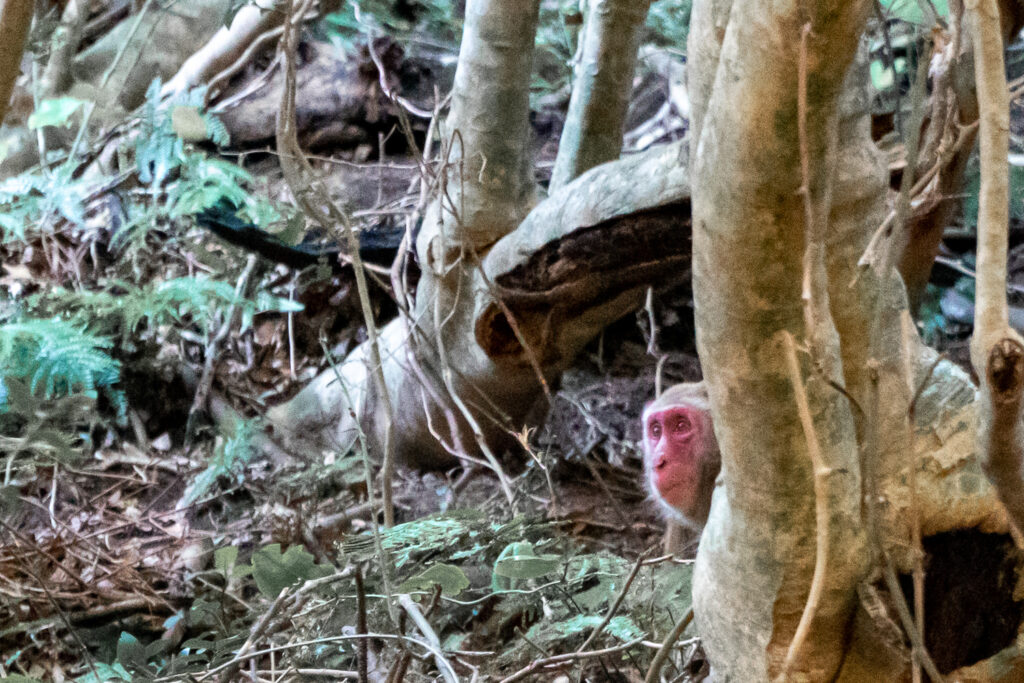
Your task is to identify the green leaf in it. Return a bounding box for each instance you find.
[115,632,149,672]
[493,542,560,580]
[251,543,332,598]
[398,563,471,597]
[27,97,85,129]
[214,545,238,575]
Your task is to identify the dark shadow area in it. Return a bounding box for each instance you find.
[900,529,1024,675]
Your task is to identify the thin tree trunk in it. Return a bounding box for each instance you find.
[549,0,651,191]
[0,0,33,126]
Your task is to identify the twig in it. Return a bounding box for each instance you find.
[501,636,646,683]
[795,22,827,363]
[883,34,934,276]
[208,569,353,683]
[185,254,258,443]
[397,593,459,683]
[275,0,397,526]
[366,35,434,119]
[355,567,369,683]
[776,332,831,680]
[321,338,399,630]
[864,364,946,683]
[643,608,693,683]
[860,55,974,273]
[901,312,925,683]
[576,548,655,655]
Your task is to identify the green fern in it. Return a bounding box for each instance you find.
[0,318,120,400]
[172,154,252,217]
[136,78,234,190]
[28,277,302,342]
[182,418,257,505]
[0,165,91,243]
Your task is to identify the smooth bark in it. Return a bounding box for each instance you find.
[549,0,651,191]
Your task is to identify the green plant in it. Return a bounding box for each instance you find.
[0,318,121,404]
[181,418,257,505]
[28,277,302,345]
[322,0,461,54]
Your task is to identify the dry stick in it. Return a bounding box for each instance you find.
[885,34,933,277]
[424,138,516,508]
[501,637,646,683]
[643,608,694,683]
[0,526,103,682]
[968,0,1024,537]
[210,569,353,683]
[277,0,405,644]
[777,333,832,681]
[901,312,926,683]
[431,264,516,508]
[275,0,397,527]
[864,366,947,683]
[859,119,978,269]
[365,32,434,119]
[850,23,946,679]
[778,24,835,679]
[355,567,369,683]
[397,593,459,683]
[320,339,400,632]
[796,22,824,358]
[194,633,409,682]
[185,254,257,443]
[215,585,291,683]
[381,93,525,477]
[386,98,486,466]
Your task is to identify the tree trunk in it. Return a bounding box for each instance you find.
[689,0,1022,680]
[0,0,33,126]
[549,0,651,191]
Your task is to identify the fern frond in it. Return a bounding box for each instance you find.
[0,318,120,400]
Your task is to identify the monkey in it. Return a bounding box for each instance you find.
[641,381,721,531]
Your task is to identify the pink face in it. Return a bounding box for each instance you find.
[645,405,705,519]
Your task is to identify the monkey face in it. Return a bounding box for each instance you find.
[644,402,718,527]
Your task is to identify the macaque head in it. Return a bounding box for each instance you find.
[642,382,721,529]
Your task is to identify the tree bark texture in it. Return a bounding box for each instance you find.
[689,0,1017,679]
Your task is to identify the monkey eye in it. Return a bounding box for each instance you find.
[649,421,662,438]
[672,416,690,433]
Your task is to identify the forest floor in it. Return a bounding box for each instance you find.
[5,20,1024,682]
